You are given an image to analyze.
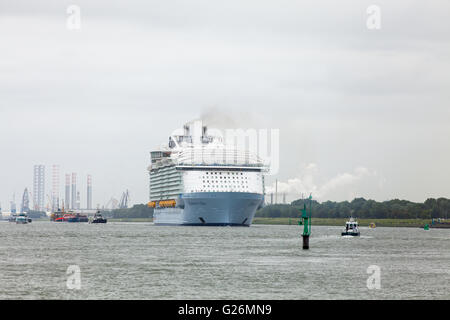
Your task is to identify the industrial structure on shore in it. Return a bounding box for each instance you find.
[33,165,45,211]
[30,164,95,212]
[1,164,130,216]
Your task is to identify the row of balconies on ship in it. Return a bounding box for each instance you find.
[149,170,181,181]
[149,166,179,176]
[150,183,183,194]
[149,165,180,179]
[148,157,176,171]
[150,177,182,188]
[149,182,182,191]
[149,192,181,203]
[150,172,182,184]
[150,174,183,190]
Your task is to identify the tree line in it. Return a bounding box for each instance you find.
[105,197,450,220]
[256,197,450,219]
[28,210,47,219]
[106,204,154,219]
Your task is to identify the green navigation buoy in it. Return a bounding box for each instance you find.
[424,224,429,230]
[300,194,312,249]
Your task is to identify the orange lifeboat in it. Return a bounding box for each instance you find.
[158,200,176,208]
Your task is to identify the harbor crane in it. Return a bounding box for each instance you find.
[104,197,119,210]
[119,190,130,209]
[103,190,130,210]
[20,188,30,213]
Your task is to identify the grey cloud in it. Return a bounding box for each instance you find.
[0,0,449,208]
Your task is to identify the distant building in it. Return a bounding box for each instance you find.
[71,173,77,210]
[33,165,45,211]
[10,193,17,213]
[76,191,81,210]
[65,174,71,210]
[51,165,60,211]
[87,175,92,209]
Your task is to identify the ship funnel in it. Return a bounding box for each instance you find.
[190,120,203,146]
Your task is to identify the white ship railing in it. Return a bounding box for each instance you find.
[174,147,268,167]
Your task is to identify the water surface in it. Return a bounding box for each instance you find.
[0,221,448,299]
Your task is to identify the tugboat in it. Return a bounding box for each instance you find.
[50,210,64,222]
[89,211,107,224]
[341,217,360,236]
[50,209,88,222]
[65,213,89,223]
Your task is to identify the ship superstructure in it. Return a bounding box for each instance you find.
[148,120,266,226]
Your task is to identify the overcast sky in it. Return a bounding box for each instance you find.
[1,0,449,209]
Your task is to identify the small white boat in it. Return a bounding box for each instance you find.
[15,213,32,224]
[342,217,360,236]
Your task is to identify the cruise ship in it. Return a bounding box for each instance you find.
[148,120,266,226]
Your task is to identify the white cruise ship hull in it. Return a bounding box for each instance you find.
[153,192,264,226]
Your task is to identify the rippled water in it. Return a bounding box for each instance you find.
[0,221,449,299]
